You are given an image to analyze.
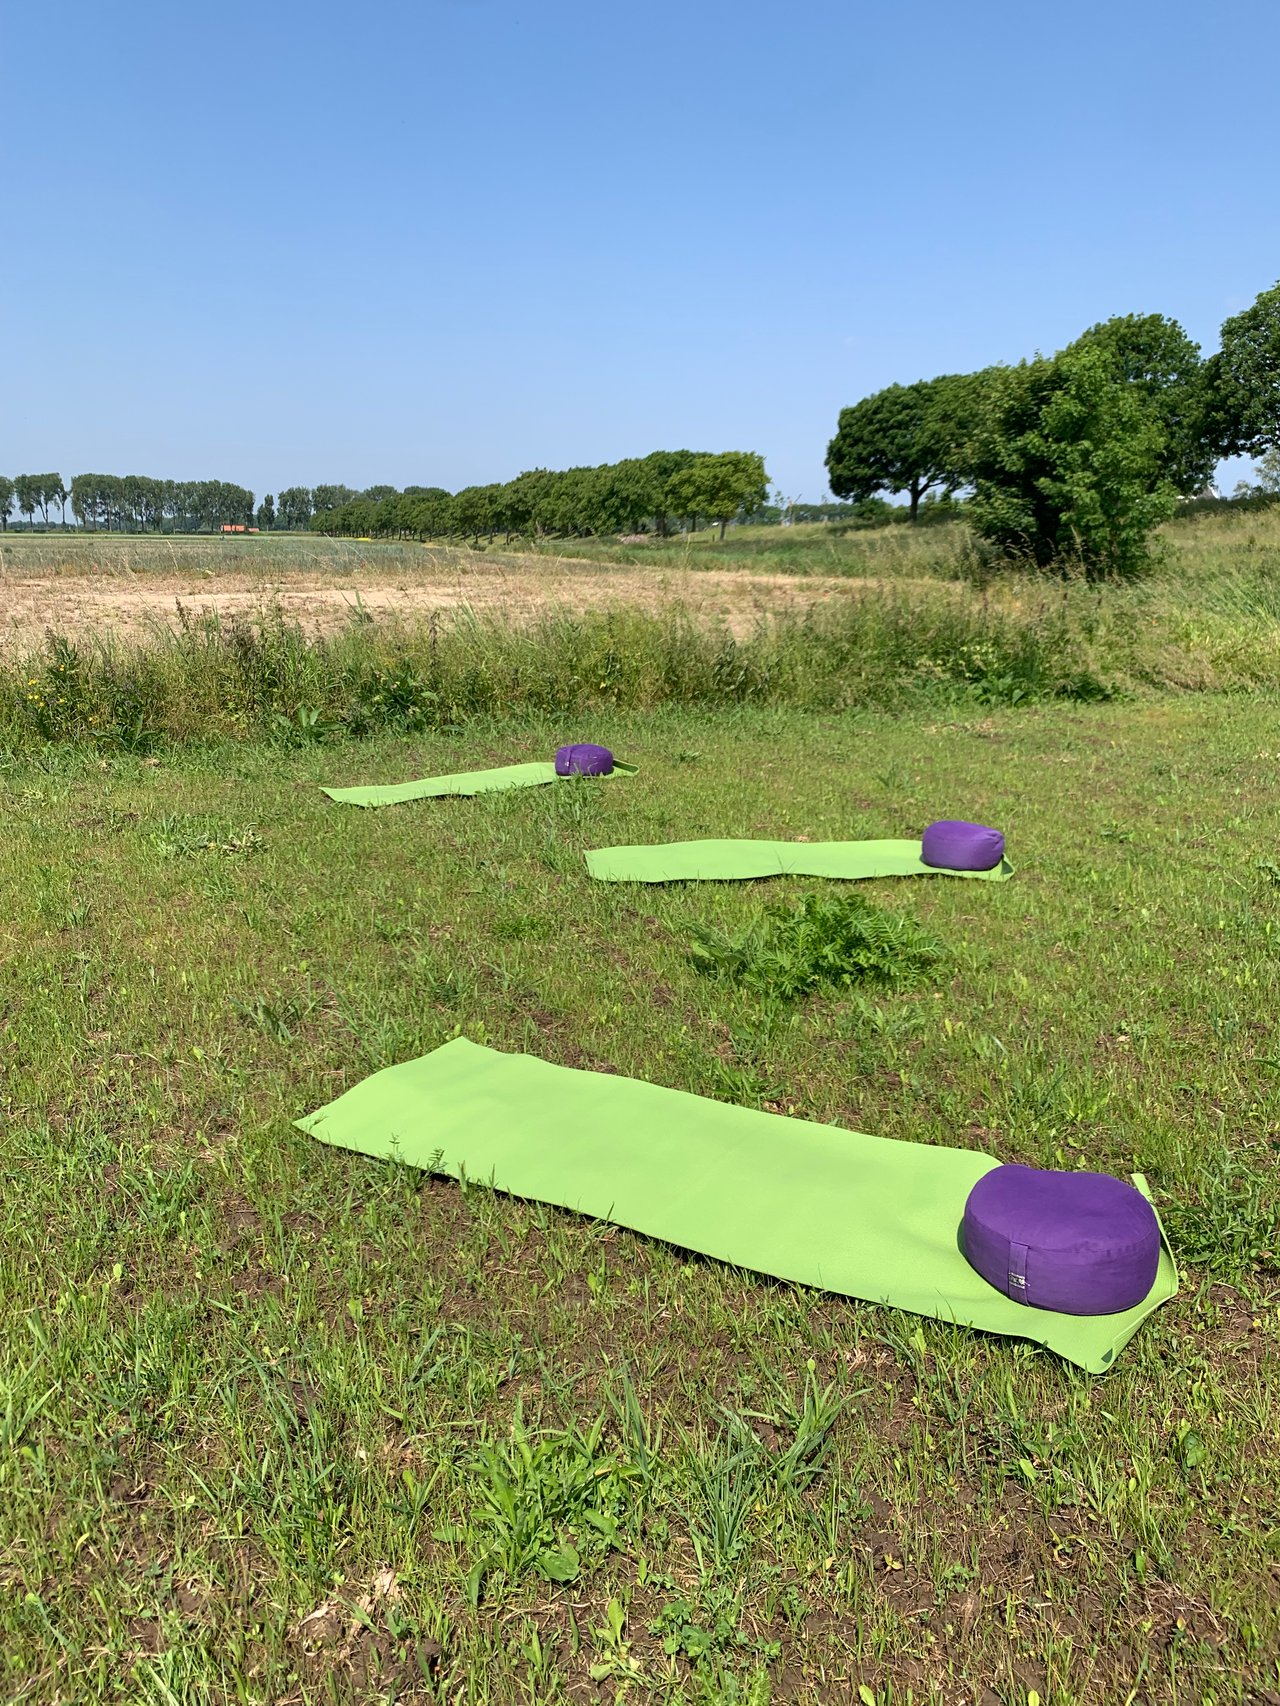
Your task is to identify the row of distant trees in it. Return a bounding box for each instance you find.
[0,455,772,543]
[825,280,1280,576]
[0,475,378,533]
[308,451,770,543]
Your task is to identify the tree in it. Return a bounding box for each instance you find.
[71,473,105,529]
[505,468,559,536]
[641,450,700,535]
[1208,280,1280,456]
[14,475,39,528]
[46,475,69,527]
[361,484,400,503]
[452,483,507,542]
[0,476,12,530]
[312,484,357,514]
[1256,447,1280,494]
[121,474,163,531]
[826,376,978,521]
[277,487,313,530]
[1072,313,1213,492]
[665,451,769,539]
[30,475,56,526]
[256,493,276,531]
[400,487,454,538]
[967,340,1178,578]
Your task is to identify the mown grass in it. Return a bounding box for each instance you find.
[2,698,1278,1703]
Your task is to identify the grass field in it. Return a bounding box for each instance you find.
[2,692,1278,1704]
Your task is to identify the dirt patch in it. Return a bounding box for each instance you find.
[0,556,930,648]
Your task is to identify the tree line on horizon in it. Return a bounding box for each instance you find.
[0,475,370,535]
[0,454,774,544]
[825,279,1280,575]
[307,451,772,543]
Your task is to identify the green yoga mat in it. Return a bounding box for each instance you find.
[586,838,1014,884]
[323,759,637,808]
[297,1038,1175,1373]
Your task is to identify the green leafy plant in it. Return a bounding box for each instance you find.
[688,893,947,1001]
[229,992,311,1043]
[270,705,338,746]
[462,1412,637,1604]
[650,1589,748,1662]
[148,815,262,858]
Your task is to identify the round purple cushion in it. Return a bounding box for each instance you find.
[921,819,1005,872]
[962,1165,1160,1316]
[554,743,614,777]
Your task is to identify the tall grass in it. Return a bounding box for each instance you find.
[0,589,1118,754]
[516,518,977,580]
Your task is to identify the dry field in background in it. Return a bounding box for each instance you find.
[0,534,923,645]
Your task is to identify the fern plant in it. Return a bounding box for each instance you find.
[688,892,946,1001]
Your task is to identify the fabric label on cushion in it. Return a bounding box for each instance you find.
[1008,1239,1030,1303]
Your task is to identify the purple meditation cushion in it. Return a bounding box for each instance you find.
[962,1165,1161,1316]
[921,819,1005,872]
[554,743,614,777]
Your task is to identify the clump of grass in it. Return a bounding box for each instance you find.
[688,892,947,1001]
[1160,1148,1279,1280]
[460,1412,637,1604]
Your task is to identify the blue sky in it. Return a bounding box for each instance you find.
[4,0,1275,502]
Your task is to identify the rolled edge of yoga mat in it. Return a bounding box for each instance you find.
[921,819,1006,872]
[555,743,615,776]
[962,1164,1162,1315]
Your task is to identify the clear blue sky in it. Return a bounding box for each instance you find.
[4,0,1275,502]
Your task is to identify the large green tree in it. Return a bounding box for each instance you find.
[277,487,314,530]
[825,376,977,521]
[504,468,558,537]
[452,482,508,542]
[665,451,769,539]
[256,493,276,530]
[1072,313,1213,492]
[967,339,1179,577]
[400,487,454,537]
[1207,280,1280,456]
[14,475,40,528]
[0,476,13,530]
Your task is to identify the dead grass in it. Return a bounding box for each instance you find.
[0,553,934,646]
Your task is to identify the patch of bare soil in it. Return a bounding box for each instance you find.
[0,559,926,648]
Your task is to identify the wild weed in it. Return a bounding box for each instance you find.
[688,893,947,1001]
